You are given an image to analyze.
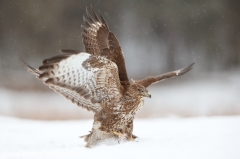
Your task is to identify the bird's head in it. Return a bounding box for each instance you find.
[130,82,151,98]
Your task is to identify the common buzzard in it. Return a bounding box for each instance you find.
[21,7,194,147]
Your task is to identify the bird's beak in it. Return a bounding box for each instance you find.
[147,92,151,98]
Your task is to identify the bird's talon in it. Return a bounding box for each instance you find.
[113,131,121,137]
[128,136,137,142]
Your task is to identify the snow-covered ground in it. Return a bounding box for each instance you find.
[1,115,240,159]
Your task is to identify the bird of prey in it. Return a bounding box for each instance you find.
[21,7,194,147]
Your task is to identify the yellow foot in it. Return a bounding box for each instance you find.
[113,131,127,143]
[126,135,138,142]
[113,131,126,137]
[129,136,135,141]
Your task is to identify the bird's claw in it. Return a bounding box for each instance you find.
[113,131,137,142]
[113,131,127,143]
[113,131,126,138]
[129,136,136,141]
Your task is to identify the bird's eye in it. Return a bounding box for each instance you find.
[141,90,144,92]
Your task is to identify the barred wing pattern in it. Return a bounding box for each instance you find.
[81,8,130,87]
[23,53,123,113]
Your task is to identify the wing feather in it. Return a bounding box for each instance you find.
[134,63,195,88]
[81,7,130,88]
[22,53,123,113]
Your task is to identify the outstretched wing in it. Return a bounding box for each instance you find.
[134,63,195,88]
[21,53,123,113]
[81,7,130,89]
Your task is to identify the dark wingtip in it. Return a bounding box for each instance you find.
[99,11,109,29]
[83,15,91,27]
[188,62,195,68]
[82,6,109,30]
[59,49,81,54]
[17,54,31,69]
[86,7,95,23]
[81,24,88,32]
[17,54,25,67]
[91,5,100,22]
[178,62,195,76]
[17,54,41,76]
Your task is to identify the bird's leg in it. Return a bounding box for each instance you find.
[113,130,127,143]
[126,131,138,141]
[79,131,92,142]
[125,133,138,142]
[131,134,138,140]
[125,120,138,142]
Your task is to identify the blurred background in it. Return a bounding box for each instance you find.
[0,0,239,120]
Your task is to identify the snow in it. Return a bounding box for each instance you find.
[1,115,240,159]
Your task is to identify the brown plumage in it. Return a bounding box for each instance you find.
[20,7,194,147]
